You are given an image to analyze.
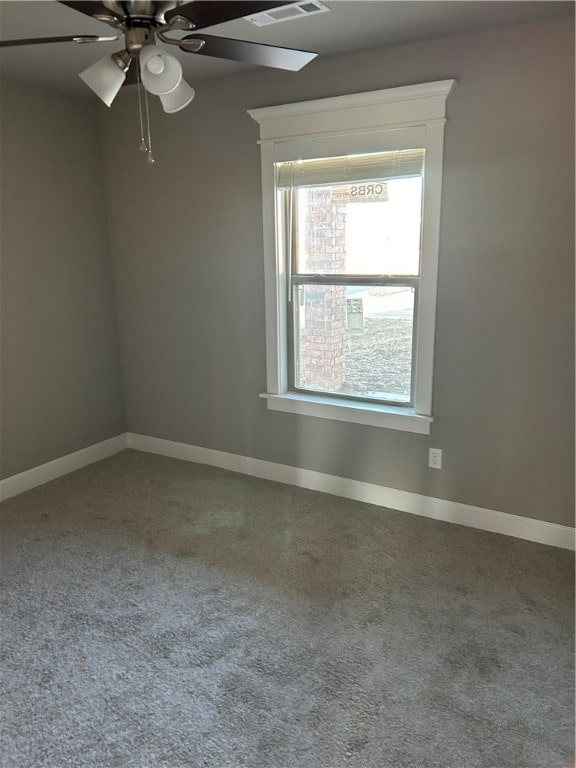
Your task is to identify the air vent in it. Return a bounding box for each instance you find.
[245,1,330,27]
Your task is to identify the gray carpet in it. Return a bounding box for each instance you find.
[1,450,574,768]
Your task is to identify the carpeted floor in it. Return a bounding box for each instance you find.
[1,449,574,768]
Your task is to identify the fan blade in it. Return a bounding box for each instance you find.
[166,1,292,29]
[58,2,115,20]
[0,35,108,48]
[180,35,317,71]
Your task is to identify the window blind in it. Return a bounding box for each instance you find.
[276,149,425,189]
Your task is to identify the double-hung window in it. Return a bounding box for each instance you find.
[278,149,423,406]
[249,80,455,434]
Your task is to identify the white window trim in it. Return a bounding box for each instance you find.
[249,80,456,435]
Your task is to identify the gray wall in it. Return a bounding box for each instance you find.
[99,16,574,527]
[0,82,126,478]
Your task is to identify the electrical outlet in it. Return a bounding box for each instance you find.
[429,448,443,470]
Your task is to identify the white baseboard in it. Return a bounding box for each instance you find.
[127,433,575,551]
[0,434,129,502]
[2,432,572,551]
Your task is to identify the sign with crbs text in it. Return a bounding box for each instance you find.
[331,182,388,204]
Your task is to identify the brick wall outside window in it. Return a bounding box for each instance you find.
[299,188,347,391]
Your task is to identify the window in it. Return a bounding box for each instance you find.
[279,149,423,407]
[249,80,455,434]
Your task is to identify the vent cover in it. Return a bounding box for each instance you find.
[245,1,330,27]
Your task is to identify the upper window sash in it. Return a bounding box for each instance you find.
[277,175,425,278]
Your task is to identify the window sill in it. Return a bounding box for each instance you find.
[260,392,433,434]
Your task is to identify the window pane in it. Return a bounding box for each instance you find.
[294,285,415,404]
[295,176,422,276]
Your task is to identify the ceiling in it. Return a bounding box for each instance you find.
[0,1,572,98]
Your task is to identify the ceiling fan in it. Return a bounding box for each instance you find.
[0,2,318,110]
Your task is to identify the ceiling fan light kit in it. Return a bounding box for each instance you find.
[0,1,319,160]
[139,44,184,95]
[79,50,131,108]
[159,80,196,113]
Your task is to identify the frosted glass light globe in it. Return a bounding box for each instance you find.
[140,45,182,95]
[146,55,165,75]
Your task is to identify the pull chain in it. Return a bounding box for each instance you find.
[137,56,154,164]
[143,83,154,164]
[137,58,147,153]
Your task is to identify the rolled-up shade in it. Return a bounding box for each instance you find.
[275,148,425,189]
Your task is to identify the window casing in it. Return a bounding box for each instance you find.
[249,80,455,434]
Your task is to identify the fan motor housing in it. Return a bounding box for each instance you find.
[102,1,180,26]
